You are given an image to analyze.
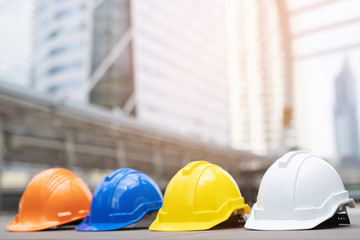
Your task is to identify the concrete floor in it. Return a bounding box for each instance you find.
[1,210,360,240]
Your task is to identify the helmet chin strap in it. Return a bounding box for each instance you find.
[333,205,351,225]
[211,212,246,229]
[51,219,83,230]
[316,205,350,228]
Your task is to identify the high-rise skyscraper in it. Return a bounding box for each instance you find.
[229,0,290,155]
[89,0,134,110]
[34,0,91,102]
[334,59,360,164]
[34,0,230,146]
[130,0,229,145]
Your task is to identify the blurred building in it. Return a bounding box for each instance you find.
[334,59,360,165]
[229,0,290,155]
[34,0,90,101]
[34,0,230,146]
[131,0,229,144]
[89,0,134,110]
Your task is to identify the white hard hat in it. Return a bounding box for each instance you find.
[245,151,356,230]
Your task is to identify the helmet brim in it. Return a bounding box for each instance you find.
[244,213,322,230]
[149,219,221,231]
[6,216,85,232]
[75,210,152,231]
[76,206,163,231]
[245,199,356,230]
[7,220,58,232]
[149,203,250,231]
[75,220,132,231]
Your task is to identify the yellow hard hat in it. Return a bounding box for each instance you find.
[149,161,250,231]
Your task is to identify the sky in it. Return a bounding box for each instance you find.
[0,0,33,86]
[290,0,360,161]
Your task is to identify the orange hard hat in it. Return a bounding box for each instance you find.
[7,168,92,232]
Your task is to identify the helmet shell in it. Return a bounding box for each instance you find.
[7,168,92,232]
[245,151,356,230]
[149,161,250,231]
[76,168,163,231]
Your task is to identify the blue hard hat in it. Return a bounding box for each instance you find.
[76,168,163,231]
